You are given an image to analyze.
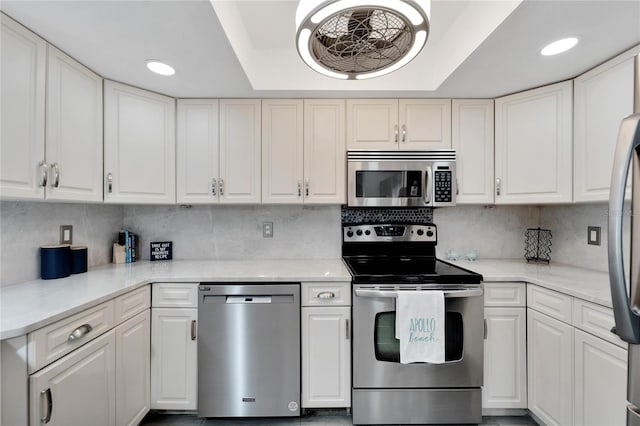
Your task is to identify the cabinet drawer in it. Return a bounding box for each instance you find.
[573,299,627,349]
[302,282,351,307]
[484,282,526,307]
[114,285,150,325]
[152,283,198,308]
[527,285,572,323]
[27,300,115,373]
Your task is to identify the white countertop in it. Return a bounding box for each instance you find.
[449,258,612,308]
[0,259,351,340]
[0,258,614,340]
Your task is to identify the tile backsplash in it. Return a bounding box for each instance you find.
[0,200,625,286]
[0,201,124,286]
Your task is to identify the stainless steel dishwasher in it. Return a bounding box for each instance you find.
[197,283,300,418]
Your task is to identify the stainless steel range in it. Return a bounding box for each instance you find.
[343,223,484,425]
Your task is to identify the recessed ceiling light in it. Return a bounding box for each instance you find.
[540,37,579,56]
[146,60,175,76]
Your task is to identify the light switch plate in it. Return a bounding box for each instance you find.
[262,222,273,238]
[60,225,73,244]
[587,226,601,246]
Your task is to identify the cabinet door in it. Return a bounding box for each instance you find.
[303,99,346,204]
[527,308,573,426]
[46,45,103,202]
[0,14,46,200]
[262,99,304,204]
[399,99,451,150]
[483,307,526,409]
[104,80,176,204]
[219,99,261,204]
[150,308,197,410]
[574,329,628,426]
[176,99,219,204]
[346,99,398,150]
[115,310,150,426]
[574,47,637,202]
[29,330,116,426]
[495,81,573,204]
[301,307,351,408]
[452,99,494,204]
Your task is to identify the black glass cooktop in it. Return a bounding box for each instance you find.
[343,256,483,284]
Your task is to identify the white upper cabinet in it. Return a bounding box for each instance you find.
[495,81,573,204]
[219,99,262,203]
[452,99,494,204]
[303,99,346,204]
[176,99,220,204]
[104,80,176,204]
[573,46,638,202]
[262,99,304,204]
[46,45,103,202]
[0,14,46,200]
[347,99,451,150]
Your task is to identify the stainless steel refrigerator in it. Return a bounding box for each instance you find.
[609,52,640,426]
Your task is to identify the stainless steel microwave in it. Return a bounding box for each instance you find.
[347,150,456,207]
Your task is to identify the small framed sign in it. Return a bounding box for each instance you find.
[150,241,173,261]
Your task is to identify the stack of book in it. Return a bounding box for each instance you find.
[113,229,139,264]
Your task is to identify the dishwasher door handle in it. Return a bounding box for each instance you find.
[226,296,273,304]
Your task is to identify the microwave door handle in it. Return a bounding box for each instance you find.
[424,166,433,205]
[608,113,640,344]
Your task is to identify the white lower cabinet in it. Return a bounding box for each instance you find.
[301,306,351,408]
[527,308,574,426]
[150,307,197,410]
[574,329,628,426]
[115,310,150,426]
[483,307,527,409]
[29,330,116,426]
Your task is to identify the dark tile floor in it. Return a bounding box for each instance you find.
[140,410,539,426]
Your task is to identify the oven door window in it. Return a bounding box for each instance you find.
[355,170,423,198]
[374,311,464,362]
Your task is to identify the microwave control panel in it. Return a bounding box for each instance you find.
[434,170,452,203]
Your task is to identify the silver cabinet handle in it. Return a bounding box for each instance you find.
[106,173,113,193]
[297,180,302,197]
[456,178,460,196]
[305,179,310,197]
[40,388,52,424]
[68,324,93,342]
[496,178,501,196]
[212,178,217,196]
[394,125,399,143]
[191,320,197,341]
[39,161,49,187]
[219,178,224,196]
[51,163,60,188]
[346,319,350,340]
[317,291,335,299]
[402,124,407,143]
[484,319,488,340]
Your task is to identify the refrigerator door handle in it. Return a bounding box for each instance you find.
[608,113,640,344]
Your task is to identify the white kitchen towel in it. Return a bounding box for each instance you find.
[396,290,445,364]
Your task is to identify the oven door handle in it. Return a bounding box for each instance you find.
[354,288,483,299]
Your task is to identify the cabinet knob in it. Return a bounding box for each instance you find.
[40,388,52,424]
[297,180,302,197]
[212,178,217,196]
[219,179,224,196]
[394,125,399,143]
[317,291,335,299]
[401,124,407,143]
[496,178,501,196]
[305,179,310,197]
[38,161,49,187]
[191,320,197,341]
[68,323,93,342]
[51,163,60,188]
[106,173,113,193]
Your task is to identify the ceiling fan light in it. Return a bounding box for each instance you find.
[296,0,430,80]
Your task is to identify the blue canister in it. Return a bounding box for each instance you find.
[70,246,88,274]
[40,244,71,280]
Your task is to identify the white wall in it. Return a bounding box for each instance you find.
[0,201,123,286]
[122,204,342,261]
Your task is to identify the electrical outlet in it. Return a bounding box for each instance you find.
[263,222,274,238]
[587,226,601,246]
[60,225,73,244]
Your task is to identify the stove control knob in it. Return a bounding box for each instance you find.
[417,229,424,236]
[356,229,363,236]
[346,231,354,238]
[365,230,371,236]
[426,230,434,237]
